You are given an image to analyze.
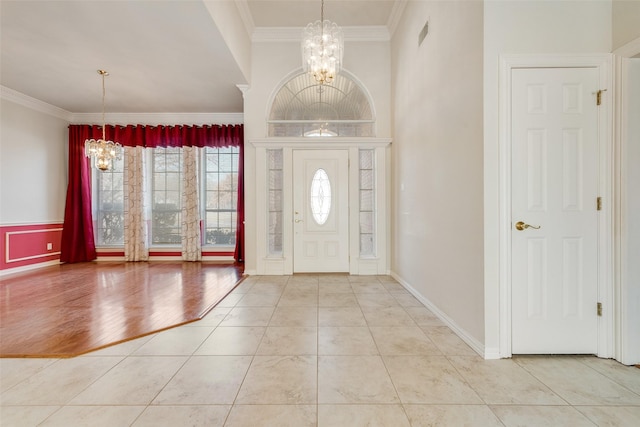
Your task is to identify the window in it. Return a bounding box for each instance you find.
[310,168,331,225]
[93,146,240,249]
[151,147,182,244]
[359,149,375,257]
[203,146,239,246]
[93,155,124,246]
[268,72,375,137]
[267,149,283,255]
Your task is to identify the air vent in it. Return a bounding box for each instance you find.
[418,19,429,46]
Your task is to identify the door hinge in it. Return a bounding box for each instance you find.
[597,89,607,106]
[597,302,603,317]
[597,197,602,211]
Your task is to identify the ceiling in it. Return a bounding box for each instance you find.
[0,0,397,115]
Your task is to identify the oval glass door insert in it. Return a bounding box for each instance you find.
[310,168,332,225]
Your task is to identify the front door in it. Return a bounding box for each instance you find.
[511,67,599,354]
[292,149,349,272]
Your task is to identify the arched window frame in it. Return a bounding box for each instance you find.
[266,68,377,138]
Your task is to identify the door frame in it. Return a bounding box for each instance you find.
[497,54,613,359]
[251,138,391,276]
[613,37,640,365]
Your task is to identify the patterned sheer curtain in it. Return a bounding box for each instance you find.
[123,146,149,261]
[181,146,201,261]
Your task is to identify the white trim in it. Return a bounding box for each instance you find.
[613,36,640,365]
[387,0,408,38]
[391,270,485,358]
[497,54,614,359]
[5,251,61,263]
[251,138,391,148]
[614,37,640,58]
[0,86,72,121]
[5,228,63,263]
[0,221,63,227]
[264,67,378,139]
[70,112,244,126]
[233,0,255,39]
[236,84,249,99]
[0,260,61,278]
[613,54,627,364]
[0,86,245,125]
[283,148,294,274]
[252,26,390,43]
[252,139,391,276]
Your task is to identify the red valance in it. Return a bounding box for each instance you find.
[70,124,243,148]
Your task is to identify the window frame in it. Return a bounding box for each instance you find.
[202,146,239,248]
[150,147,183,246]
[92,155,125,247]
[92,146,240,251]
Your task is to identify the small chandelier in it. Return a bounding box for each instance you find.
[301,0,344,84]
[85,70,122,171]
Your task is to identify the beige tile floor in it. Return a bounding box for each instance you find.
[1,274,640,426]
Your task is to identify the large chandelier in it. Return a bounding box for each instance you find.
[301,0,344,84]
[85,69,122,171]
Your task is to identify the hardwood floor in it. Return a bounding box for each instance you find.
[0,262,244,358]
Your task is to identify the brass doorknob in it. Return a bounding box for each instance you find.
[515,221,540,231]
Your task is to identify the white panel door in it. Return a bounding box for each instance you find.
[511,68,599,354]
[293,150,349,272]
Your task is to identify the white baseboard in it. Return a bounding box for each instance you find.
[390,270,486,359]
[0,260,61,277]
[483,347,502,360]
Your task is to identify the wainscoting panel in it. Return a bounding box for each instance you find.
[0,223,63,271]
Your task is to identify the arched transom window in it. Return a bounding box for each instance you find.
[268,72,375,137]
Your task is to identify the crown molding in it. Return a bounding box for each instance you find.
[387,0,408,38]
[614,36,640,58]
[252,25,390,43]
[70,112,244,126]
[236,84,250,99]
[1,86,243,125]
[1,86,72,121]
[234,0,255,40]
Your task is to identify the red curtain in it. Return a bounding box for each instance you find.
[234,140,245,262]
[61,124,245,263]
[60,126,97,263]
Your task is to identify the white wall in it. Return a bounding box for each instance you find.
[483,0,612,355]
[243,38,391,273]
[0,99,68,224]
[621,58,640,363]
[203,0,252,83]
[390,0,485,349]
[613,0,640,50]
